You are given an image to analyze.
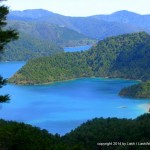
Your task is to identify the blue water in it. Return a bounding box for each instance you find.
[64,45,92,52]
[0,62,150,135]
[0,61,26,78]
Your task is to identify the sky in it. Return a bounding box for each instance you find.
[3,0,150,16]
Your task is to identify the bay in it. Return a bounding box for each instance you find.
[0,61,150,135]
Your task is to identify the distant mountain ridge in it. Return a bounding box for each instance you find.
[8,9,149,39]
[90,10,150,29]
[8,9,62,20]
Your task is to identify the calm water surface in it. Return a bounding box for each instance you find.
[0,61,150,135]
[64,45,92,52]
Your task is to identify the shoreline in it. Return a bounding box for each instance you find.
[9,76,140,86]
[138,103,150,113]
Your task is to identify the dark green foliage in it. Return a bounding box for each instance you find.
[0,0,18,103]
[119,81,150,98]
[62,113,150,150]
[0,114,150,150]
[9,32,150,86]
[86,31,150,79]
[0,5,18,52]
[0,120,60,150]
[9,52,93,84]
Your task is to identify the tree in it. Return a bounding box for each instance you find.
[0,0,18,103]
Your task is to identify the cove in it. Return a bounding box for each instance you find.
[0,61,150,135]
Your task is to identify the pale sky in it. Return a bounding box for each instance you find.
[3,0,150,16]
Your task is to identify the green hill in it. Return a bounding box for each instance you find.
[7,20,95,47]
[0,113,150,149]
[62,113,150,150]
[1,32,63,61]
[119,81,150,98]
[0,20,95,61]
[87,32,150,81]
[9,32,150,83]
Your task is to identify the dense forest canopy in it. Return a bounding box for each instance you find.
[9,32,150,84]
[0,113,150,150]
[119,81,150,98]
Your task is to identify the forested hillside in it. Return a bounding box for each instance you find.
[0,20,94,61]
[62,113,150,150]
[119,81,150,98]
[87,32,150,81]
[0,113,150,150]
[9,32,150,84]
[7,20,94,47]
[0,32,63,61]
[8,52,91,84]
